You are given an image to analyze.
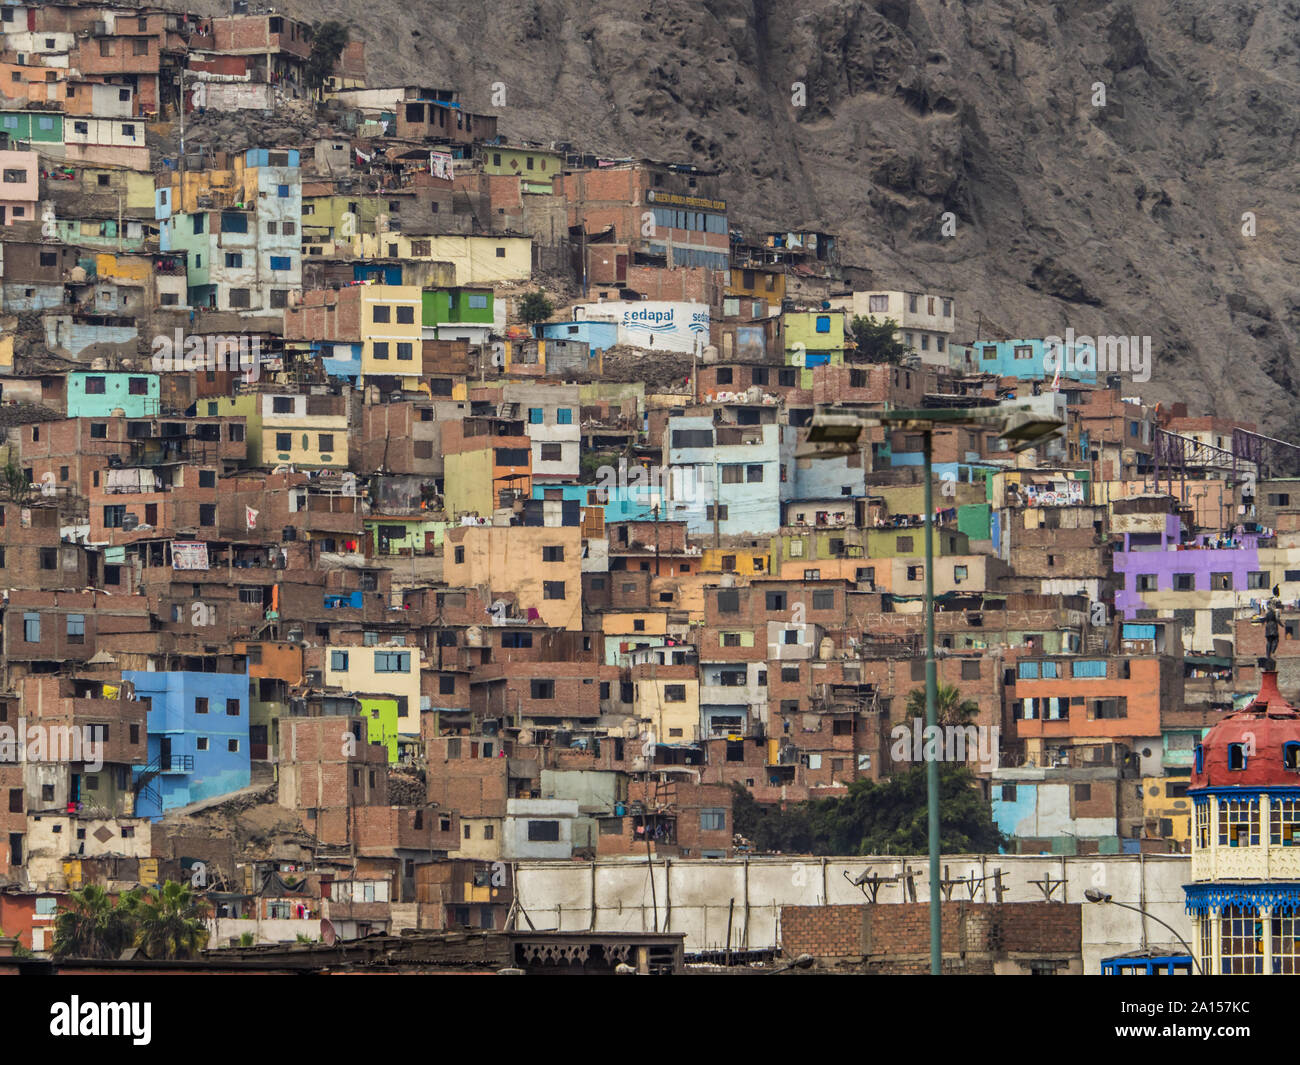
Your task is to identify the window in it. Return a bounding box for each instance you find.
[396,306,414,324]
[527,820,560,841]
[530,679,555,699]
[671,429,713,449]
[199,504,215,526]
[40,251,57,268]
[277,185,290,198]
[541,546,564,562]
[700,808,726,831]
[781,666,799,682]
[540,443,562,462]
[318,434,334,453]
[275,433,292,452]
[1218,797,1259,847]
[747,464,764,483]
[1248,571,1270,590]
[1228,742,1249,771]
[896,536,914,553]
[543,581,565,599]
[496,247,506,258]
[227,288,250,309]
[90,422,108,439]
[269,256,291,271]
[1173,572,1195,591]
[815,315,830,333]
[812,590,834,610]
[66,615,85,644]
[1211,572,1233,591]
[23,613,39,643]
[664,685,686,702]
[766,592,787,611]
[196,737,209,752]
[374,652,410,673]
[396,342,413,361]
[226,699,240,716]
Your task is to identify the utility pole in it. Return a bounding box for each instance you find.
[654,501,660,577]
[178,66,185,212]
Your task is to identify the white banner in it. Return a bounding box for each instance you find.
[171,541,210,570]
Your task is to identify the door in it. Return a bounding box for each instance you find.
[159,736,172,769]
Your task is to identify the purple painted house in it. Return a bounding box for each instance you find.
[1113,515,1269,619]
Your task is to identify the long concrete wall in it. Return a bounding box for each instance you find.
[514,854,1193,974]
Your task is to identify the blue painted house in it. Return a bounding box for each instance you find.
[539,320,619,353]
[964,338,1098,384]
[126,668,251,820]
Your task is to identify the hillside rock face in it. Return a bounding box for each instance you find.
[180,0,1300,432]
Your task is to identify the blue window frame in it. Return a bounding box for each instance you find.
[1228,742,1249,771]
[528,408,543,424]
[815,316,830,333]
[277,184,289,197]
[1194,744,1204,774]
[330,650,349,672]
[1017,661,1039,680]
[1072,660,1107,678]
[556,408,573,425]
[374,651,410,673]
[269,256,291,271]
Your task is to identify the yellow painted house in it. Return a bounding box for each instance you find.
[352,233,532,285]
[442,525,583,630]
[325,643,422,738]
[206,393,348,470]
[360,284,423,386]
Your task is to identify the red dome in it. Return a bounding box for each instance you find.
[1191,671,1300,789]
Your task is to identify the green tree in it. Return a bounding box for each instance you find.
[904,681,982,727]
[51,884,138,960]
[133,880,209,960]
[731,765,1005,856]
[0,929,33,958]
[305,21,349,93]
[518,291,555,330]
[849,315,907,364]
[2,461,31,504]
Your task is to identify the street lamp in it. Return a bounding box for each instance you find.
[1083,889,1202,974]
[805,401,1064,975]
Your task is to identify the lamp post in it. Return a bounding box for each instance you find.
[806,400,1064,974]
[1083,889,1202,974]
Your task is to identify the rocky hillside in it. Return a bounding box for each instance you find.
[172,0,1300,433]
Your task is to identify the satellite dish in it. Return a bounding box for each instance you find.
[320,918,337,946]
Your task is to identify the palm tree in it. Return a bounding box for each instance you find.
[51,884,137,960]
[133,880,210,960]
[904,681,982,727]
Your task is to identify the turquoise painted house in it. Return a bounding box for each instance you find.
[66,371,160,418]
